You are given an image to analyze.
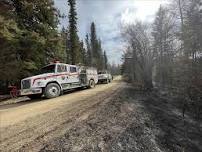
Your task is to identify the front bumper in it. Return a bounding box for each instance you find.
[98,78,108,83]
[98,78,107,81]
[20,88,42,96]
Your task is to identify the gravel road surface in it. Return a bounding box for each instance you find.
[0,76,201,152]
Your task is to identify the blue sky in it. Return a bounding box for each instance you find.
[54,0,168,64]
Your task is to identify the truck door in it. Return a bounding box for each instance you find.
[56,64,68,89]
[68,66,80,84]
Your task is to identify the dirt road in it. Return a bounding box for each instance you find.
[0,77,121,128]
[0,76,201,152]
[0,77,123,151]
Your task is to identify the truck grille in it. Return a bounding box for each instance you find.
[22,79,31,89]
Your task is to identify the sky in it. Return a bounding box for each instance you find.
[54,0,168,64]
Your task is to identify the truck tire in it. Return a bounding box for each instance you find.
[28,94,41,100]
[44,83,61,98]
[106,79,109,84]
[89,80,95,88]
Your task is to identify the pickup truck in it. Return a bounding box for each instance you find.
[98,71,113,84]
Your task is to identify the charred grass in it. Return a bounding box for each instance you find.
[40,84,202,152]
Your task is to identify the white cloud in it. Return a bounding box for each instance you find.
[121,0,169,24]
[54,0,168,64]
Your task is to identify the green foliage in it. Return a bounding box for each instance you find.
[0,0,66,92]
[79,41,87,65]
[68,0,81,64]
[0,14,22,82]
[85,34,92,66]
[12,0,59,34]
[0,0,109,94]
[87,22,107,70]
[90,22,97,60]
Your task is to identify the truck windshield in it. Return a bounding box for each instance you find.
[40,65,56,74]
[98,71,106,74]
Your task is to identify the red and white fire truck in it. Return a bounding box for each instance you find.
[20,62,98,99]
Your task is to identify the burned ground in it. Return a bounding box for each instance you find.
[1,80,201,152]
[40,85,202,152]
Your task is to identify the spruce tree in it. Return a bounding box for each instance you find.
[97,39,104,70]
[0,0,22,84]
[89,22,106,70]
[104,51,108,70]
[11,0,64,66]
[79,41,87,65]
[0,0,66,92]
[85,34,92,66]
[90,22,98,66]
[68,0,80,64]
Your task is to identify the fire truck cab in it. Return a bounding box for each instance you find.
[20,62,98,99]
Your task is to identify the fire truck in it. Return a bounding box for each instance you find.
[20,62,98,99]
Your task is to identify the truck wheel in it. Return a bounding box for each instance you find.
[89,80,95,88]
[106,79,109,84]
[45,83,61,98]
[28,94,41,100]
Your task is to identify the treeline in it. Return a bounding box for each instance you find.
[0,0,108,93]
[84,22,108,70]
[108,63,121,76]
[122,0,202,115]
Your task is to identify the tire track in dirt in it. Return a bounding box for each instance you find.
[0,80,123,151]
[19,86,123,152]
[40,85,162,152]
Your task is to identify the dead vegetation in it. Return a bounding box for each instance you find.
[40,84,202,152]
[1,80,201,152]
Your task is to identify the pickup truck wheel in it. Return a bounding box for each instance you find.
[89,80,95,88]
[28,94,41,99]
[45,83,61,98]
[106,79,109,84]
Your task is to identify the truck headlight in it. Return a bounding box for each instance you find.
[37,81,43,86]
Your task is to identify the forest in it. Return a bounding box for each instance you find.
[0,0,202,151]
[0,0,112,93]
[122,0,202,122]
